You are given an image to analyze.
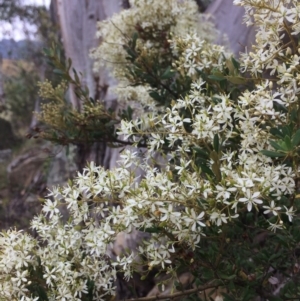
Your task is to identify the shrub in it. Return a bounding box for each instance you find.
[1,0,300,300]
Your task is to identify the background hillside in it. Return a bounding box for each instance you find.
[0,39,41,59]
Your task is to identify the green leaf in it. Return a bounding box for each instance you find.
[73,69,80,83]
[213,134,219,152]
[87,278,95,300]
[193,147,209,158]
[290,109,297,122]
[149,90,162,102]
[292,129,300,146]
[226,59,235,74]
[140,226,162,233]
[284,135,292,150]
[161,66,175,79]
[208,74,226,81]
[53,68,65,75]
[124,46,136,60]
[56,47,61,62]
[199,164,214,177]
[231,56,240,70]
[282,125,292,137]
[260,150,286,158]
[67,57,72,71]
[220,274,236,280]
[84,86,90,97]
[276,234,289,247]
[131,31,138,49]
[226,76,247,85]
[127,106,133,120]
[269,140,286,151]
[270,128,284,138]
[43,47,50,56]
[36,286,49,301]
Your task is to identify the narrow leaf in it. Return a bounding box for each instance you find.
[270,128,283,138]
[213,134,219,152]
[161,66,175,79]
[193,147,209,158]
[231,56,240,70]
[53,68,65,75]
[226,76,247,85]
[199,164,214,177]
[208,74,226,81]
[269,140,285,151]
[284,135,292,150]
[292,129,300,146]
[260,150,285,158]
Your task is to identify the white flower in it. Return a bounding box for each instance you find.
[263,201,281,216]
[239,190,262,212]
[43,266,57,286]
[284,206,295,222]
[268,221,284,232]
[185,41,203,60]
[11,270,28,286]
[42,199,60,218]
[210,211,228,226]
[160,204,181,222]
[184,209,205,231]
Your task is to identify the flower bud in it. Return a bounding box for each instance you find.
[268,81,273,89]
[286,47,292,56]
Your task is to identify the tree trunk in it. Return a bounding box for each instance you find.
[52,0,126,169]
[205,0,256,56]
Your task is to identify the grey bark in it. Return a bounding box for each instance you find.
[54,0,123,109]
[52,0,126,169]
[206,0,256,56]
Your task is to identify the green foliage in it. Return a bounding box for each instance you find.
[30,45,121,147]
[3,64,39,129]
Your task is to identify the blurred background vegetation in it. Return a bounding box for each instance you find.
[0,0,77,230]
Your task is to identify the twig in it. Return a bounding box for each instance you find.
[124,283,219,301]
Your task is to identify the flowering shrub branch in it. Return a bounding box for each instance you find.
[1,0,300,300]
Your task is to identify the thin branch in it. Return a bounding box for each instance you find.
[124,283,220,301]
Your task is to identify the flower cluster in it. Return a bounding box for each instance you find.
[91,0,218,116]
[92,0,217,79]
[0,194,118,301]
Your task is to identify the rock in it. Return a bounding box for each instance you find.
[46,145,77,188]
[3,145,77,230]
[7,145,77,192]
[7,148,45,191]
